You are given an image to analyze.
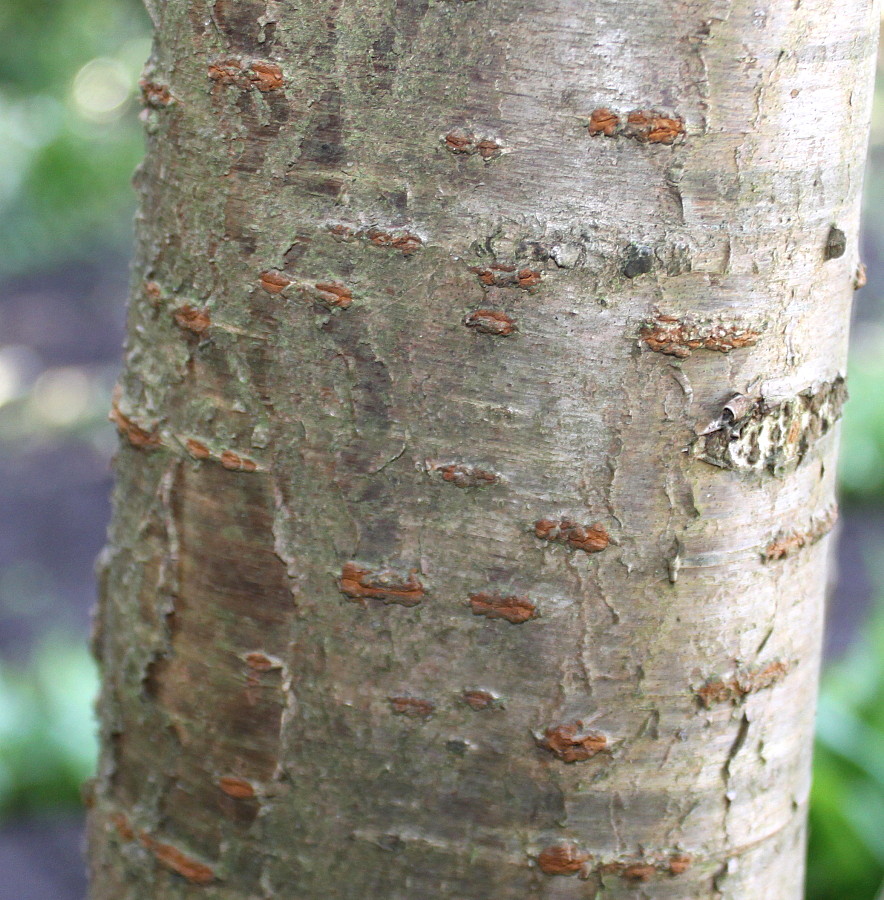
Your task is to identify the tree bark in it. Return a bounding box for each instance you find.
[88,1,879,897]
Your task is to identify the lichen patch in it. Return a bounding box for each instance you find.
[693,378,846,474]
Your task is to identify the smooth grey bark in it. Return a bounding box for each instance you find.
[88,1,879,897]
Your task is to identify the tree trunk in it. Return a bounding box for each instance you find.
[87,1,879,897]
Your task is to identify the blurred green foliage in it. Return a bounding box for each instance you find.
[808,580,884,900]
[0,0,150,276]
[0,638,97,818]
[840,341,884,503]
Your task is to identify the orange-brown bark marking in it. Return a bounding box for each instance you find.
[462,689,496,710]
[476,139,503,159]
[138,832,216,885]
[534,518,609,553]
[588,107,620,135]
[468,592,537,624]
[173,305,211,335]
[444,132,473,152]
[185,439,211,460]
[599,854,692,881]
[668,854,693,875]
[537,843,590,876]
[244,652,276,671]
[219,450,258,472]
[339,562,425,606]
[640,316,759,358]
[463,310,518,336]
[539,721,608,762]
[217,776,256,799]
[140,80,175,108]
[109,401,160,450]
[208,58,284,92]
[587,108,684,144]
[443,132,503,159]
[313,282,353,309]
[433,463,499,487]
[328,223,356,242]
[389,696,435,718]
[365,228,423,255]
[259,270,292,294]
[764,506,838,561]
[695,661,789,708]
[248,61,284,92]
[601,861,657,882]
[469,264,541,289]
[208,58,243,84]
[625,110,684,143]
[111,812,135,842]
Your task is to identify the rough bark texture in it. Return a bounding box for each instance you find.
[89,1,878,897]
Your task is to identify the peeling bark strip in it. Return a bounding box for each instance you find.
[764,505,838,561]
[208,57,284,92]
[639,314,760,358]
[694,378,847,474]
[536,843,590,875]
[463,310,517,335]
[695,661,789,708]
[339,563,425,606]
[538,721,609,762]
[427,461,500,487]
[587,108,685,144]
[468,592,537,624]
[137,833,216,885]
[534,517,609,553]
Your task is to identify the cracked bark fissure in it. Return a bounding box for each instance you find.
[88,1,878,897]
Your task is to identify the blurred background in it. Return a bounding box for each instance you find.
[0,2,883,898]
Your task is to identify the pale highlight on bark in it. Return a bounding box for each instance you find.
[88,0,878,897]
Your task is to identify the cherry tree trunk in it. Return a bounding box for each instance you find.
[88,0,879,897]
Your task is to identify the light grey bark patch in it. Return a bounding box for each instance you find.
[692,377,846,474]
